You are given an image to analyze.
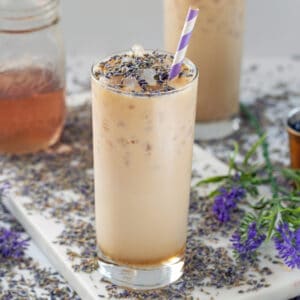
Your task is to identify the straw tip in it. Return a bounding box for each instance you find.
[187,6,199,21]
[189,6,199,13]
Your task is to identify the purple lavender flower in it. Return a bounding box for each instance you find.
[212,186,246,222]
[274,223,300,269]
[231,223,266,259]
[0,228,29,259]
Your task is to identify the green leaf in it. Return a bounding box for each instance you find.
[281,168,300,189]
[281,211,300,226]
[257,209,269,226]
[229,142,239,174]
[280,196,300,203]
[282,168,300,180]
[243,134,267,166]
[289,219,300,226]
[266,209,278,240]
[281,206,300,213]
[250,198,268,210]
[239,164,265,175]
[208,188,221,198]
[250,178,271,185]
[241,181,259,197]
[195,175,229,186]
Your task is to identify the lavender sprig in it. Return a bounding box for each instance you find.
[0,228,29,259]
[231,222,266,259]
[239,105,300,266]
[274,223,300,269]
[197,104,300,269]
[212,187,246,223]
[196,137,268,224]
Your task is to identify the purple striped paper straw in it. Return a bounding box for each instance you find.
[168,7,199,80]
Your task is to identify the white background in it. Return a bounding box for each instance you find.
[60,0,300,58]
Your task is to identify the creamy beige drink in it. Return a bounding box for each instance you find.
[165,0,245,139]
[91,47,198,288]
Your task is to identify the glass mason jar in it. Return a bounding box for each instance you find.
[0,0,66,154]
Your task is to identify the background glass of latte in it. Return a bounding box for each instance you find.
[164,0,245,140]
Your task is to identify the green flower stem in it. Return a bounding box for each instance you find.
[240,103,278,198]
[240,103,283,239]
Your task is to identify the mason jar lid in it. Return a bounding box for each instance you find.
[0,0,59,33]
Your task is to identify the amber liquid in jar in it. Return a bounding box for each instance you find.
[0,67,65,154]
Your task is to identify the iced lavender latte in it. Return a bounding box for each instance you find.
[91,46,198,289]
[165,0,245,139]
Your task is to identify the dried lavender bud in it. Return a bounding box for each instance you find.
[92,48,195,95]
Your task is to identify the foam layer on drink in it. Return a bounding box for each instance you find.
[92,45,195,95]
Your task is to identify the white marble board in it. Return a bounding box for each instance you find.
[2,93,300,300]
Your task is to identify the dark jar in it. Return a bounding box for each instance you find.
[287,108,300,169]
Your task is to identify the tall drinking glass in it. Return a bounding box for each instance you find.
[165,0,245,140]
[91,49,198,289]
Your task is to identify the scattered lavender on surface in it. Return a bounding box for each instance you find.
[274,223,300,269]
[0,227,29,259]
[0,181,11,194]
[231,223,266,259]
[212,186,246,222]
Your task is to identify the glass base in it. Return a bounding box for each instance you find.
[98,251,184,290]
[195,117,240,141]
